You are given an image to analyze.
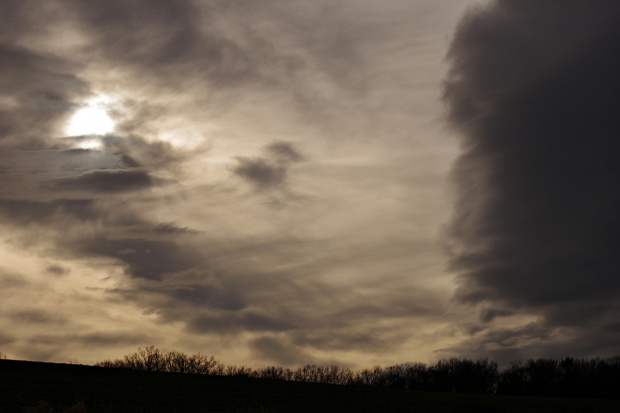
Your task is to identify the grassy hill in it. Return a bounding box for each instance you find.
[1,359,619,412]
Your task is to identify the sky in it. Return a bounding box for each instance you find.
[1,0,619,368]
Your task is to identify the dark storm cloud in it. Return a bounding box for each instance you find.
[250,336,317,366]
[108,99,166,136]
[104,273,251,321]
[0,43,88,148]
[91,234,444,365]
[139,280,433,360]
[0,197,151,240]
[0,0,68,43]
[0,331,15,347]
[291,330,387,353]
[0,135,186,197]
[44,169,154,193]
[233,142,302,189]
[0,268,28,289]
[101,135,187,170]
[30,331,149,348]
[10,310,68,325]
[165,284,244,311]
[80,238,201,280]
[479,308,513,324]
[233,158,287,188]
[188,311,293,335]
[444,0,620,358]
[0,147,129,182]
[436,321,551,364]
[266,141,304,163]
[0,199,98,224]
[57,0,366,123]
[77,0,232,79]
[65,0,283,93]
[45,135,178,171]
[153,222,198,235]
[73,332,150,347]
[46,264,70,277]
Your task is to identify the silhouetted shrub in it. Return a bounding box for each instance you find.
[224,364,253,377]
[95,346,222,375]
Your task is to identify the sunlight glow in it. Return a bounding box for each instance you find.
[66,96,115,136]
[77,138,103,150]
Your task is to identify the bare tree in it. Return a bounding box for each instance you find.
[224,364,253,377]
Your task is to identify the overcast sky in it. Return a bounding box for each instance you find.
[1,0,619,368]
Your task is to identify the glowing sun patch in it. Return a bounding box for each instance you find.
[77,138,103,150]
[66,96,115,136]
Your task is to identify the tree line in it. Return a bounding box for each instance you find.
[91,347,620,399]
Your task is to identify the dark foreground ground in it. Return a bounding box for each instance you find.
[1,360,619,413]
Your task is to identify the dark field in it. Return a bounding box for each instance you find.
[1,360,619,413]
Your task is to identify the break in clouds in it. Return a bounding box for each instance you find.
[443,1,620,362]
[1,0,618,368]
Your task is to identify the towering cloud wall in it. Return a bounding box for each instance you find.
[444,1,620,360]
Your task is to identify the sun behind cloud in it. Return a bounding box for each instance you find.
[65,96,115,137]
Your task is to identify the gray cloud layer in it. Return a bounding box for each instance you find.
[443,0,620,362]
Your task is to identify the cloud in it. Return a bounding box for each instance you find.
[188,312,293,335]
[0,331,15,347]
[44,169,154,193]
[233,141,303,189]
[31,331,149,347]
[20,331,151,362]
[1,0,471,368]
[479,308,513,324]
[46,264,70,277]
[68,0,260,88]
[153,222,198,235]
[0,268,28,289]
[0,42,88,149]
[101,135,188,170]
[79,237,201,280]
[10,310,68,325]
[158,282,246,312]
[443,0,620,361]
[233,158,286,188]
[0,199,98,225]
[266,141,304,163]
[250,336,317,366]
